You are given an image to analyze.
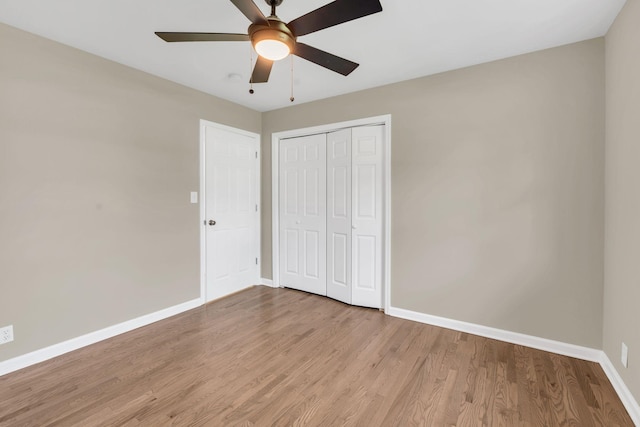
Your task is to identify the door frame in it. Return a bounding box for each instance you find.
[271,114,392,311]
[200,119,261,303]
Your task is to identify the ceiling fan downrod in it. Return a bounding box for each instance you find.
[266,0,283,17]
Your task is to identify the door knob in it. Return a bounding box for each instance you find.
[208,220,216,226]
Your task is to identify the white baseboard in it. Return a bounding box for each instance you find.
[600,353,640,425]
[260,278,276,288]
[387,306,602,361]
[387,305,640,424]
[0,298,202,377]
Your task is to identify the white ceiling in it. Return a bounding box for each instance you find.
[0,0,626,112]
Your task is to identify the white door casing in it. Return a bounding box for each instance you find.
[202,122,260,302]
[279,134,327,296]
[326,129,352,304]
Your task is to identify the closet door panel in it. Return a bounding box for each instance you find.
[326,129,352,304]
[279,134,327,296]
[351,125,384,308]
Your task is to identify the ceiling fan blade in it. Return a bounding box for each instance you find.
[230,0,268,25]
[293,43,359,76]
[287,0,382,37]
[251,56,274,83]
[155,32,250,42]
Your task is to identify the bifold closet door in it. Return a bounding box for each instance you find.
[327,129,352,304]
[327,125,384,308]
[351,125,384,308]
[278,125,384,307]
[279,134,327,296]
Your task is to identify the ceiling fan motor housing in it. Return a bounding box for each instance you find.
[249,18,296,55]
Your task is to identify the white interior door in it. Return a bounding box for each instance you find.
[351,125,384,308]
[279,134,327,296]
[327,129,352,304]
[204,124,259,302]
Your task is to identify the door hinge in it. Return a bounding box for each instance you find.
[255,257,258,265]
[255,204,258,212]
[255,151,258,159]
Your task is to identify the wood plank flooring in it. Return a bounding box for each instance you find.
[0,286,634,426]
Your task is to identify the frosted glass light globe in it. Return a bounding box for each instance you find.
[255,39,290,61]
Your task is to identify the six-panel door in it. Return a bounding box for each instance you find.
[205,125,259,301]
[279,134,327,296]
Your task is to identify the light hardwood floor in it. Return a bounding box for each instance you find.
[0,286,634,426]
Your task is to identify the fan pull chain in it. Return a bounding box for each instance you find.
[290,55,295,102]
[249,44,255,94]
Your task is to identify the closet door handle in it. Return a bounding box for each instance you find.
[352,225,357,230]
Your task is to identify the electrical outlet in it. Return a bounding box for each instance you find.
[621,342,628,368]
[0,325,13,345]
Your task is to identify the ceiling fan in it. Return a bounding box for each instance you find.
[155,0,383,85]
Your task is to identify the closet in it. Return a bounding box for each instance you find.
[278,125,384,308]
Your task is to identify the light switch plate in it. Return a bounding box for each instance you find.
[190,192,198,204]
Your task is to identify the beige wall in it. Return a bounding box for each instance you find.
[0,23,261,362]
[262,39,605,348]
[604,0,640,402]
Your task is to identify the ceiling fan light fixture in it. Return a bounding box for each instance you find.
[249,20,295,61]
